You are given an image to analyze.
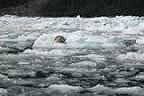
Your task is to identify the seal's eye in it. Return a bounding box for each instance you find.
[54,35,66,43]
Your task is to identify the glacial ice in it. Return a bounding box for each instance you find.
[1,15,144,65]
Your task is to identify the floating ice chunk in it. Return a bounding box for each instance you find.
[88,84,114,95]
[33,32,104,49]
[33,33,67,49]
[84,54,105,63]
[32,22,49,29]
[123,26,143,35]
[0,88,7,96]
[33,34,55,48]
[137,37,144,45]
[23,49,49,55]
[102,43,119,49]
[67,35,104,48]
[66,31,85,43]
[43,49,61,56]
[114,87,144,96]
[70,61,97,67]
[48,49,79,56]
[135,74,144,81]
[47,84,82,94]
[17,33,41,41]
[85,36,106,44]
[24,48,79,56]
[88,85,144,96]
[0,74,8,79]
[18,61,30,65]
[117,52,144,62]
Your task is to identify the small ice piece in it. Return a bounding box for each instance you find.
[135,74,144,81]
[102,42,119,49]
[88,84,114,95]
[18,61,30,65]
[70,61,97,67]
[47,84,82,94]
[117,52,144,62]
[0,88,7,96]
[137,37,144,45]
[114,87,144,96]
[84,54,105,63]
[48,49,69,56]
[49,49,80,56]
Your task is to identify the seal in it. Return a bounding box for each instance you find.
[54,35,66,43]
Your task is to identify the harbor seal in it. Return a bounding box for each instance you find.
[54,35,66,43]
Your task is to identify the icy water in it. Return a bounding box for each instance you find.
[0,15,144,96]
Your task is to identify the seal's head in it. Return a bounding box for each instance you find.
[54,35,66,43]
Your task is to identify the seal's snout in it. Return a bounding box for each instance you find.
[54,35,66,43]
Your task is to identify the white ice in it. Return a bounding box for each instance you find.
[1,15,144,60]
